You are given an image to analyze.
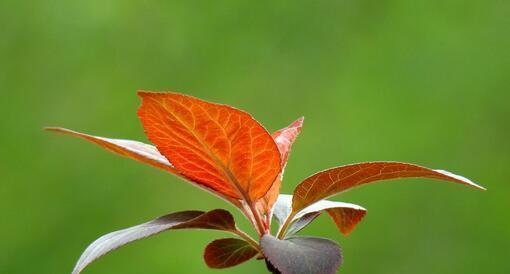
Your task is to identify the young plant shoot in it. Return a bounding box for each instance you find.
[47,92,485,274]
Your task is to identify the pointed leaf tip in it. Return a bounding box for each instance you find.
[434,169,486,190]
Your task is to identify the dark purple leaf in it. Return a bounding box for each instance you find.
[260,235,342,274]
[72,209,235,274]
[204,238,258,268]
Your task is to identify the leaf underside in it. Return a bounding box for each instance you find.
[292,161,485,213]
[273,194,367,237]
[204,238,258,268]
[261,235,342,274]
[72,209,235,274]
[45,127,177,173]
[137,91,281,201]
[285,211,322,235]
[44,127,242,206]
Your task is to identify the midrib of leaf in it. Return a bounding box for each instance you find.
[160,98,250,201]
[195,104,258,196]
[219,244,249,267]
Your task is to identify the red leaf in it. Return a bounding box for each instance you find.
[204,238,258,269]
[257,117,304,216]
[292,162,485,213]
[326,207,367,236]
[137,92,281,201]
[272,117,304,167]
[45,127,241,206]
[45,127,178,174]
[292,198,366,236]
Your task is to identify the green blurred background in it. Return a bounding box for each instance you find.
[1,1,509,273]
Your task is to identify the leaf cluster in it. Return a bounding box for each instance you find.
[47,92,484,274]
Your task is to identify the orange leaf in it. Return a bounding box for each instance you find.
[137,92,281,201]
[292,162,485,213]
[204,238,258,269]
[257,117,304,216]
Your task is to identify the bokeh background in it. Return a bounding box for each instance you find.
[1,1,509,273]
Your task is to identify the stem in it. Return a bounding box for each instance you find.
[248,200,268,235]
[233,227,261,252]
[265,211,271,228]
[241,205,262,235]
[276,212,296,239]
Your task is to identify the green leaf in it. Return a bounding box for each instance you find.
[261,235,342,274]
[72,209,235,274]
[204,238,258,268]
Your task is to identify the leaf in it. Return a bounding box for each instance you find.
[137,91,281,202]
[273,194,366,236]
[204,238,258,268]
[45,127,241,206]
[261,235,342,274]
[45,127,178,173]
[72,209,236,274]
[284,211,321,236]
[292,162,486,214]
[325,206,367,235]
[257,117,304,217]
[265,259,281,274]
[171,209,236,230]
[272,117,304,167]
